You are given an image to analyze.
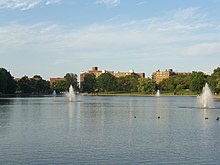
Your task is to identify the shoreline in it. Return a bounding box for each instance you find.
[1,93,220,98]
[82,93,220,98]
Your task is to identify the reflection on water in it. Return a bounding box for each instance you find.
[0,96,220,164]
[0,99,14,129]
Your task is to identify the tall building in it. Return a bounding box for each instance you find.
[152,69,176,84]
[80,67,145,84]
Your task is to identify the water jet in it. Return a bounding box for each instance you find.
[198,83,214,108]
[156,90,160,97]
[53,90,56,97]
[66,85,75,102]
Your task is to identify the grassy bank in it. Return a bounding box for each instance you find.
[87,92,220,98]
[87,91,198,96]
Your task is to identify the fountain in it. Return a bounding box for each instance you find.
[66,85,75,102]
[156,89,160,96]
[198,83,214,108]
[53,90,56,97]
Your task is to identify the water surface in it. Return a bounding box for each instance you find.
[0,96,220,164]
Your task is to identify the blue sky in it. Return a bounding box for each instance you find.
[0,0,220,79]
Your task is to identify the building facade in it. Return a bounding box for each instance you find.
[80,67,145,84]
[152,69,192,84]
[152,69,176,84]
[50,77,66,88]
[80,67,114,83]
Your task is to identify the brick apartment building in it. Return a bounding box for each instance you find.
[152,69,176,84]
[152,69,191,84]
[80,67,145,84]
[50,77,66,88]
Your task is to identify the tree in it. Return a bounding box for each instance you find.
[65,73,79,92]
[35,80,50,94]
[0,68,17,94]
[33,75,42,80]
[17,75,50,94]
[189,71,207,94]
[116,76,129,91]
[209,67,220,94]
[176,74,191,90]
[137,78,156,94]
[17,76,32,94]
[96,72,117,92]
[159,74,191,94]
[126,73,140,92]
[31,75,50,94]
[81,73,96,93]
[159,77,175,92]
[54,80,66,93]
[116,73,140,92]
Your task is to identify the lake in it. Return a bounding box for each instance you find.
[0,96,220,164]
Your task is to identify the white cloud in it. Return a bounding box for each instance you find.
[174,7,200,20]
[187,43,220,56]
[96,0,120,7]
[150,8,216,33]
[0,0,39,10]
[0,7,220,77]
[0,0,61,10]
[45,0,60,6]
[1,8,219,54]
[1,13,219,61]
[0,23,61,52]
[136,1,147,6]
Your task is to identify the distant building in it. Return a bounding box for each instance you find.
[50,77,66,87]
[114,69,145,78]
[152,69,192,84]
[152,69,176,84]
[80,67,145,84]
[176,72,191,76]
[80,67,114,83]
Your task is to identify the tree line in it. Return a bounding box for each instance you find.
[0,68,52,95]
[81,67,220,95]
[51,73,79,94]
[0,67,220,95]
[0,68,79,95]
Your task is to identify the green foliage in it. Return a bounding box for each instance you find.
[0,68,17,94]
[2,67,220,96]
[31,76,50,94]
[54,80,66,93]
[65,73,79,91]
[116,77,129,91]
[117,73,140,92]
[17,75,50,94]
[96,72,117,92]
[81,73,96,93]
[174,74,191,90]
[159,77,175,91]
[208,67,220,94]
[189,71,206,94]
[17,76,32,94]
[126,73,140,92]
[33,75,42,80]
[159,74,191,94]
[137,78,156,94]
